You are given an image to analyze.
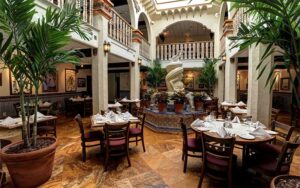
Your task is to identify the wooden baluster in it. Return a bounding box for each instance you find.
[172,44,176,59]
[113,13,116,39]
[196,42,200,59]
[210,42,213,58]
[192,42,196,59]
[201,42,204,59]
[164,45,168,60]
[167,44,171,60]
[205,42,209,58]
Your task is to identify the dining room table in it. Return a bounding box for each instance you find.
[190,119,275,168]
[119,98,140,114]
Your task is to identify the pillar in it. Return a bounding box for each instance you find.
[92,0,113,113]
[216,63,225,102]
[130,29,143,100]
[224,56,237,102]
[247,44,272,126]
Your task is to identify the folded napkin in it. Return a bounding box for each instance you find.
[221,101,230,105]
[43,101,51,106]
[253,121,266,129]
[191,118,204,127]
[206,96,212,100]
[122,111,133,119]
[111,115,126,123]
[94,113,104,120]
[237,101,246,106]
[115,102,123,107]
[0,117,18,126]
[205,115,213,122]
[121,97,128,101]
[231,116,241,123]
[250,127,271,138]
[216,126,227,138]
[233,106,241,110]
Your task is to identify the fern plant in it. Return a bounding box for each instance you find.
[198,58,218,97]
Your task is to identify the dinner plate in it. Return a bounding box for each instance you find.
[239,134,255,140]
[265,130,278,135]
[196,127,210,132]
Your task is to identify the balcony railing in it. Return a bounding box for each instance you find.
[48,0,93,25]
[108,9,133,48]
[156,41,214,61]
[232,8,249,36]
[140,37,150,60]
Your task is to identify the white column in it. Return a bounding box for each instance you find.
[92,14,109,113]
[130,41,140,100]
[248,44,272,126]
[216,63,225,102]
[224,57,237,102]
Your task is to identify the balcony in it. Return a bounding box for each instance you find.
[47,0,93,25]
[156,41,214,61]
[232,8,250,36]
[140,37,151,60]
[108,9,133,48]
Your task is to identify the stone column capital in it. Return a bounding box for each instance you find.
[132,29,143,44]
[94,0,114,20]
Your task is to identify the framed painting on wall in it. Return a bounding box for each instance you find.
[9,72,32,95]
[77,78,86,87]
[280,78,290,91]
[42,72,58,92]
[183,77,194,90]
[65,69,76,92]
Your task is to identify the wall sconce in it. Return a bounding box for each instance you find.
[103,41,111,54]
[138,58,142,65]
[222,55,226,61]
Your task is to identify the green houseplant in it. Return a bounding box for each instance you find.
[198,58,218,97]
[171,91,186,113]
[0,0,88,187]
[224,0,300,107]
[146,59,166,89]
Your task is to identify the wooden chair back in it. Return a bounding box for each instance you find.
[104,122,130,150]
[271,121,294,144]
[180,119,188,149]
[74,114,85,138]
[276,135,300,174]
[271,108,280,121]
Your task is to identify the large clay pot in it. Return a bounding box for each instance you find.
[174,103,184,113]
[158,102,167,113]
[194,100,204,111]
[0,137,57,188]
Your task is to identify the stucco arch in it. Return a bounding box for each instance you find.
[136,12,152,42]
[126,0,137,28]
[218,2,229,34]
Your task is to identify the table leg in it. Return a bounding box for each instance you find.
[242,145,249,169]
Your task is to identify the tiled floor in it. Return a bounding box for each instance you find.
[2,114,300,188]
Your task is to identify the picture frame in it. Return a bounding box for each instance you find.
[65,69,76,92]
[280,78,290,91]
[77,78,86,88]
[42,72,58,92]
[183,77,194,90]
[9,72,32,95]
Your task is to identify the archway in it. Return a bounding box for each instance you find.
[137,12,151,41]
[110,0,136,26]
[156,20,213,44]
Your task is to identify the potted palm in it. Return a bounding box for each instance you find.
[146,59,166,89]
[171,91,186,113]
[0,1,88,187]
[198,58,218,97]
[224,0,300,108]
[193,92,206,111]
[156,92,169,113]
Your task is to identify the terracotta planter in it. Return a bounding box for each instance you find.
[158,102,167,113]
[194,100,204,111]
[0,137,57,188]
[174,103,184,113]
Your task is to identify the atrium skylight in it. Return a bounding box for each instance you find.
[154,0,211,10]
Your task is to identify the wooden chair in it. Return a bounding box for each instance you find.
[0,139,11,187]
[83,99,93,117]
[13,102,20,116]
[37,118,57,137]
[129,111,146,152]
[291,104,300,128]
[248,135,300,178]
[74,114,104,162]
[271,108,280,122]
[104,122,131,171]
[180,119,203,173]
[204,98,219,118]
[198,133,236,188]
[253,121,294,157]
[47,102,59,116]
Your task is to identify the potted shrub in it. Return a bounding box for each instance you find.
[0,1,88,187]
[198,58,218,97]
[171,91,186,113]
[193,92,206,111]
[156,92,169,113]
[146,59,166,88]
[143,91,152,108]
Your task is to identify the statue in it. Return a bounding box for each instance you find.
[185,92,194,109]
[165,50,185,92]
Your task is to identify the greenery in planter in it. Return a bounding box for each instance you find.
[198,58,218,97]
[224,0,300,107]
[171,91,186,104]
[146,59,166,88]
[193,92,207,101]
[155,92,169,104]
[0,0,88,148]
